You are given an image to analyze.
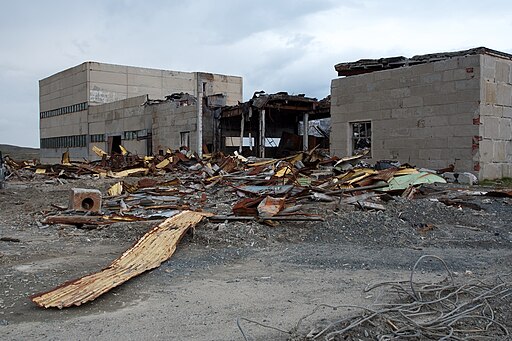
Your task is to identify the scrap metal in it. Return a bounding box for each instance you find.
[31,210,211,308]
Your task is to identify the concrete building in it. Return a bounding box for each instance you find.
[39,62,242,163]
[330,47,512,180]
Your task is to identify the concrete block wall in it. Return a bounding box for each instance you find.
[151,103,197,153]
[40,110,89,164]
[87,63,243,107]
[331,55,481,173]
[207,73,243,106]
[39,63,88,112]
[88,62,197,105]
[40,62,243,163]
[87,95,149,159]
[478,55,512,179]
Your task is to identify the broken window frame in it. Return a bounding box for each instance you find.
[350,121,372,156]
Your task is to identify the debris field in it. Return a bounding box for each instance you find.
[0,149,511,340]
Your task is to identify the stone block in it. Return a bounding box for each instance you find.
[433,58,460,72]
[419,149,442,160]
[495,60,511,83]
[496,84,512,106]
[485,82,497,103]
[482,66,495,81]
[481,163,502,179]
[437,81,456,94]
[494,141,507,161]
[454,160,474,173]
[455,78,479,90]
[498,118,512,140]
[374,70,392,81]
[412,63,434,76]
[442,171,477,184]
[482,116,500,138]
[389,88,411,98]
[420,72,442,84]
[503,107,512,119]
[453,124,478,137]
[459,55,480,67]
[479,139,493,162]
[502,164,512,178]
[402,96,424,108]
[454,68,474,81]
[453,172,478,185]
[69,188,102,212]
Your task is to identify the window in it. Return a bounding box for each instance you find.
[180,131,190,148]
[351,121,371,156]
[90,134,105,143]
[40,102,88,119]
[40,134,87,149]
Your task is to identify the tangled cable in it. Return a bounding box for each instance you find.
[237,255,512,340]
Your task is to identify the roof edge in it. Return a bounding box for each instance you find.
[335,47,512,76]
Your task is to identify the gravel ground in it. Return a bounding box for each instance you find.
[0,177,511,340]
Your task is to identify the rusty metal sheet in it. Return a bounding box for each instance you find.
[233,197,264,216]
[257,196,285,218]
[31,211,211,309]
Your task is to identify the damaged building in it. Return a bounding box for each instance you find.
[330,47,512,180]
[39,62,243,163]
[220,92,330,158]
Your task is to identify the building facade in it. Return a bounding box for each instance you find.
[330,47,512,180]
[39,62,243,163]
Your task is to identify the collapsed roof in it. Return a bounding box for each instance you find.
[335,47,512,76]
[220,91,325,119]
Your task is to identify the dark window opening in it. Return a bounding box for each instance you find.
[180,131,190,148]
[351,121,371,156]
[110,135,122,154]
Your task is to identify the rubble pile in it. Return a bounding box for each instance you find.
[3,146,512,229]
[2,147,458,227]
[1,147,511,312]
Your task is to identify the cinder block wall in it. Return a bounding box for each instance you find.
[151,103,197,153]
[39,63,88,112]
[88,95,150,159]
[478,55,512,179]
[331,55,481,174]
[88,62,197,105]
[39,64,89,164]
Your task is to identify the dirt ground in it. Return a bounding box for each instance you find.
[0,177,511,340]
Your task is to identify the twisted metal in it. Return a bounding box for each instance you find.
[309,255,511,340]
[236,255,511,340]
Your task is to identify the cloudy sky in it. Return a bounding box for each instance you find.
[1,0,511,148]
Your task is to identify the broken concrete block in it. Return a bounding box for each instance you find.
[442,172,478,185]
[69,188,102,212]
[458,172,478,185]
[442,172,457,183]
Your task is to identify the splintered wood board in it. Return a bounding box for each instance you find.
[31,211,210,309]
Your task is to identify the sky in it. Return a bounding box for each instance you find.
[1,0,512,148]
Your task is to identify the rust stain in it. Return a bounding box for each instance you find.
[31,211,211,309]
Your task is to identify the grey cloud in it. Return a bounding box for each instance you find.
[1,1,512,147]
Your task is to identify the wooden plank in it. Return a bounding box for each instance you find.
[31,211,211,309]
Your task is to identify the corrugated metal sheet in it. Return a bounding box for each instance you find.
[31,211,210,309]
